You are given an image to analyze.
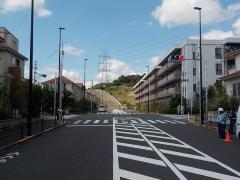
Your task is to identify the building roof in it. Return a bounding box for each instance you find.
[76,83,84,88]
[0,43,28,61]
[42,76,75,85]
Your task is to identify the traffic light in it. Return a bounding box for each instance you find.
[178,55,185,61]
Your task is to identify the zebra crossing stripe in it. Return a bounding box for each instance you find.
[116,142,153,151]
[83,120,92,124]
[119,169,159,180]
[103,120,108,124]
[140,130,165,134]
[116,124,132,128]
[172,120,186,124]
[116,127,136,132]
[150,140,189,148]
[159,149,214,162]
[137,126,158,131]
[163,120,177,124]
[73,120,81,125]
[116,131,139,136]
[145,134,175,140]
[93,120,100,124]
[118,152,166,167]
[131,120,138,123]
[147,120,157,124]
[175,164,240,180]
[156,120,167,124]
[116,136,144,142]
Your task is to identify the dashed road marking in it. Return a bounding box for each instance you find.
[73,120,82,125]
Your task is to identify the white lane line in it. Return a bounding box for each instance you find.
[163,120,177,124]
[156,120,167,124]
[151,140,188,148]
[83,120,92,124]
[116,136,145,142]
[140,130,165,134]
[172,120,187,124]
[117,142,153,151]
[118,152,166,167]
[145,134,175,140]
[93,120,100,124]
[119,169,159,180]
[160,149,214,162]
[66,125,113,127]
[73,120,82,125]
[116,131,139,136]
[175,164,240,180]
[116,127,136,132]
[116,124,132,128]
[131,120,138,123]
[147,120,157,124]
[148,122,240,178]
[132,123,187,180]
[103,120,109,124]
[137,126,158,130]
[113,118,120,180]
[135,124,151,127]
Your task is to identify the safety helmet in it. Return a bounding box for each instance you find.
[218,108,224,112]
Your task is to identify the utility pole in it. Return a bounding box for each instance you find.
[58,27,65,121]
[204,61,208,117]
[91,80,93,113]
[33,60,37,84]
[54,73,57,123]
[194,7,204,124]
[27,0,34,136]
[147,66,150,114]
[83,58,88,113]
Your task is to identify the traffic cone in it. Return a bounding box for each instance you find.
[224,132,232,142]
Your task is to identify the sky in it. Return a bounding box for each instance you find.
[1,0,240,87]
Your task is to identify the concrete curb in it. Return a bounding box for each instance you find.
[187,120,217,130]
[0,123,66,152]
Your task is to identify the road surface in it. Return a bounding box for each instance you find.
[0,112,240,180]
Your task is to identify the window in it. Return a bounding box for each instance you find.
[233,84,237,97]
[11,57,16,65]
[16,59,20,66]
[216,63,222,75]
[215,47,222,59]
[192,52,196,59]
[193,68,196,75]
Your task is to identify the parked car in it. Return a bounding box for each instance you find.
[98,105,106,112]
[237,106,240,140]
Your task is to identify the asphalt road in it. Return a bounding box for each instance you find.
[0,112,240,180]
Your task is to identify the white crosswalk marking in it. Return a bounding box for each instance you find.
[163,120,177,124]
[83,120,92,124]
[116,131,139,136]
[117,142,153,151]
[119,169,159,180]
[156,120,167,124]
[103,120,109,124]
[116,127,136,132]
[73,120,81,125]
[140,130,165,134]
[147,120,157,124]
[145,134,175,140]
[172,120,186,124]
[116,136,144,142]
[93,120,100,124]
[131,120,138,123]
[151,140,188,148]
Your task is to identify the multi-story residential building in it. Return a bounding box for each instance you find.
[134,38,240,112]
[220,49,240,102]
[0,27,27,86]
[42,76,84,101]
[134,45,182,110]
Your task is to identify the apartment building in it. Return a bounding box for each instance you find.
[0,27,27,86]
[182,38,240,108]
[220,49,240,102]
[134,45,182,110]
[134,37,240,111]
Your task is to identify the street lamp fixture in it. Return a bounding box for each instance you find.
[194,6,204,124]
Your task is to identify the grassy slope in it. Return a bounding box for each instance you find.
[105,85,136,109]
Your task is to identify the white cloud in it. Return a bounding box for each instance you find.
[149,56,161,67]
[190,30,234,40]
[233,18,240,36]
[96,59,136,83]
[64,44,85,57]
[152,0,240,27]
[0,0,52,17]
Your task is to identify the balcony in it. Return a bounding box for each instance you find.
[157,73,181,89]
[157,86,181,99]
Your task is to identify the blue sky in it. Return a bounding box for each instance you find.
[1,0,240,86]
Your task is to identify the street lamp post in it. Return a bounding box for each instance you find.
[58,27,65,121]
[83,58,88,113]
[27,0,34,136]
[147,66,150,114]
[194,7,204,124]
